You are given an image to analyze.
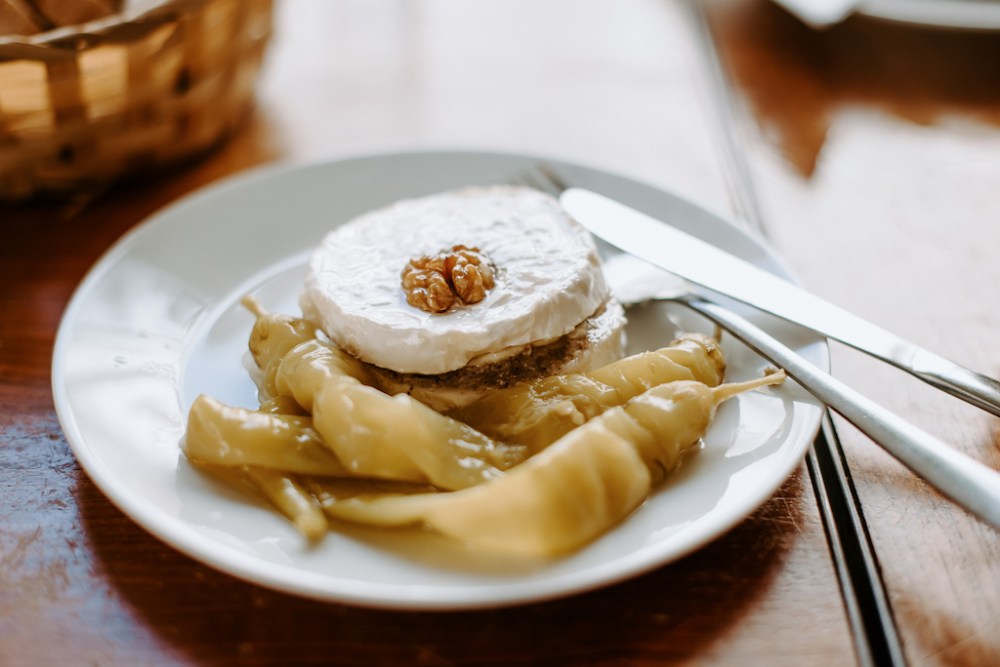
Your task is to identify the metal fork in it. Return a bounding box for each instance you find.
[517,166,1000,529]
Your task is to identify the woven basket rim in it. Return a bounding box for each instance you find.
[0,0,222,48]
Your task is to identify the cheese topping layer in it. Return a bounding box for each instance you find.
[301,186,611,375]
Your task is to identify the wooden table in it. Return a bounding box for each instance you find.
[2,0,998,664]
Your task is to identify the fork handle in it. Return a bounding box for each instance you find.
[683,297,1000,530]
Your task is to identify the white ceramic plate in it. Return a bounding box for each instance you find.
[773,0,1000,30]
[858,0,1000,30]
[52,150,826,610]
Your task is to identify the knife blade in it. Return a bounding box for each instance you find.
[561,187,1000,418]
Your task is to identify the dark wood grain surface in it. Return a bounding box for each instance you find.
[3,0,997,664]
[703,1,1000,664]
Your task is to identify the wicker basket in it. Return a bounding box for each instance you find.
[0,0,273,201]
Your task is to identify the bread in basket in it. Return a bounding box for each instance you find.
[0,0,273,200]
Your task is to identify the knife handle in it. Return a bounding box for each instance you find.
[907,349,1000,419]
[684,298,1000,530]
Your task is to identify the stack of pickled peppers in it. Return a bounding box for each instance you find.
[183,298,785,557]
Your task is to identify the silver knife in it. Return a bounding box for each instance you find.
[561,187,1000,419]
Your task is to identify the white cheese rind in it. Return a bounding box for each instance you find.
[301,186,611,375]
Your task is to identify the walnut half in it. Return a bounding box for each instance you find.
[401,245,496,313]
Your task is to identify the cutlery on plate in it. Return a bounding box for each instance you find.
[560,187,1000,420]
[602,254,1000,529]
[521,178,1000,528]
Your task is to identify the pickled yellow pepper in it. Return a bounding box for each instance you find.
[242,466,328,540]
[448,333,725,453]
[184,395,349,476]
[319,371,785,556]
[247,299,528,490]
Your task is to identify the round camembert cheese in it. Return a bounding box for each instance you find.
[301,186,613,375]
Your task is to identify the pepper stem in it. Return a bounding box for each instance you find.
[711,369,786,404]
